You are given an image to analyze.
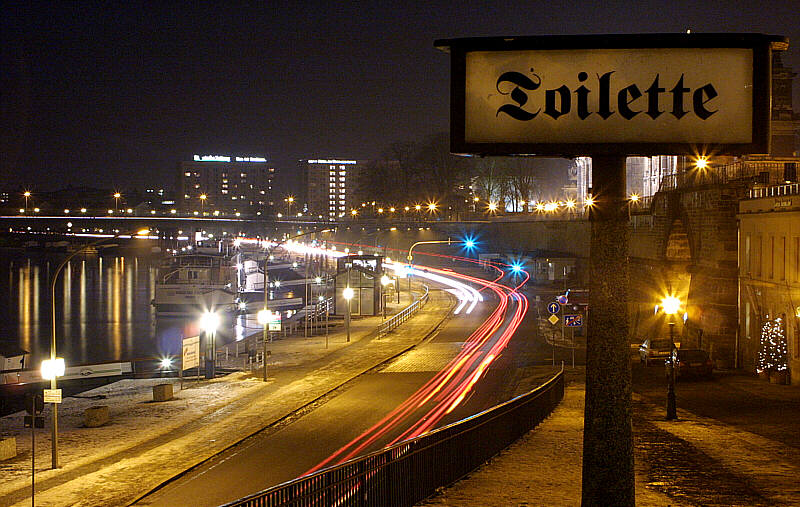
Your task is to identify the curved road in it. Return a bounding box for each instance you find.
[138,258,549,506]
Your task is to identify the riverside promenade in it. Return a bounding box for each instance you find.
[0,284,454,507]
[3,283,799,506]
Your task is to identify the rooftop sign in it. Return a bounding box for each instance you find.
[193,155,268,163]
[435,34,787,156]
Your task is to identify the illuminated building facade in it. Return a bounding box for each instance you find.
[178,155,275,216]
[300,159,365,220]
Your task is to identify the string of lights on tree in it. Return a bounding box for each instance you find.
[758,316,787,373]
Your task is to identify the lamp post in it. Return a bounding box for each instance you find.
[200,311,220,379]
[200,194,207,215]
[342,286,354,342]
[381,274,390,319]
[46,227,149,469]
[23,191,31,214]
[661,295,681,420]
[113,192,121,211]
[257,308,270,381]
[286,196,295,217]
[406,239,454,293]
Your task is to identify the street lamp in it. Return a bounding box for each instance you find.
[46,227,149,469]
[200,311,221,379]
[113,192,121,211]
[406,238,462,293]
[342,286,354,342]
[286,196,295,216]
[257,309,270,381]
[200,194,207,214]
[661,295,682,420]
[23,191,31,214]
[380,275,390,319]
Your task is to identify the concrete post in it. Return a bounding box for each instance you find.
[582,155,634,505]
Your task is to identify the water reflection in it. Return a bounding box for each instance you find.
[0,252,244,368]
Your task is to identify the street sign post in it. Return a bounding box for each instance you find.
[437,32,786,504]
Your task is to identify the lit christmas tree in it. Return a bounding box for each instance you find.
[758,316,787,373]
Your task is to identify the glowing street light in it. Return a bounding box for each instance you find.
[660,295,682,420]
[200,311,221,379]
[23,191,31,214]
[487,202,498,212]
[695,157,709,170]
[257,309,271,381]
[200,194,207,214]
[427,202,438,212]
[113,192,121,211]
[285,196,295,216]
[342,287,354,342]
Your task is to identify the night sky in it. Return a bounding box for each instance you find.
[3,1,799,193]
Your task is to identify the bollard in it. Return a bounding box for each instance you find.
[153,383,173,402]
[84,406,110,427]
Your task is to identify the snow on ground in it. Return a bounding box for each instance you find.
[0,374,265,500]
[0,285,454,507]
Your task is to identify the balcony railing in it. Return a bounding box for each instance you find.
[748,182,800,199]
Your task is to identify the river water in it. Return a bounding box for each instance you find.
[0,250,242,368]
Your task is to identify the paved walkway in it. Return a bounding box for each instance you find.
[421,369,800,506]
[0,284,454,507]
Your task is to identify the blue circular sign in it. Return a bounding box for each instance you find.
[547,302,561,314]
[557,294,568,305]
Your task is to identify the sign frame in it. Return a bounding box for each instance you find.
[182,335,200,371]
[43,389,62,404]
[435,33,786,157]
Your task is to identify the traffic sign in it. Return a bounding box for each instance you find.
[547,302,561,314]
[548,314,560,325]
[557,294,568,305]
[564,314,583,327]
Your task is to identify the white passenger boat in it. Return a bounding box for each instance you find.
[151,253,237,316]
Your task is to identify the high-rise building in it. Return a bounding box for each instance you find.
[178,155,275,216]
[300,159,366,220]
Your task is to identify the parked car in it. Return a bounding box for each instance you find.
[666,348,713,379]
[639,338,678,366]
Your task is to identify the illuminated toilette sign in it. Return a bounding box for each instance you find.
[435,33,787,156]
[308,159,357,164]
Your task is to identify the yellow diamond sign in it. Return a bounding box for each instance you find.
[548,314,560,325]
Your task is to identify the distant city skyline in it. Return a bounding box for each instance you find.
[3,2,799,192]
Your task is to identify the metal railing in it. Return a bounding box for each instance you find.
[223,367,565,507]
[748,181,800,199]
[659,160,796,192]
[376,284,429,337]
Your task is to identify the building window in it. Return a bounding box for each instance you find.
[745,233,751,275]
[780,236,786,281]
[794,237,800,283]
[769,235,774,280]
[744,302,750,340]
[755,234,762,278]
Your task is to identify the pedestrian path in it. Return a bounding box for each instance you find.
[0,284,454,507]
[421,372,800,506]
